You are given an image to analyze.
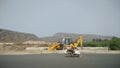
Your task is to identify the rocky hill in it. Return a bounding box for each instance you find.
[0,29,40,42]
[0,29,113,43]
[41,32,113,42]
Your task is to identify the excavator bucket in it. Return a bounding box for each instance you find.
[48,43,60,51]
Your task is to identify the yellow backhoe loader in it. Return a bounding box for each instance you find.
[48,36,83,57]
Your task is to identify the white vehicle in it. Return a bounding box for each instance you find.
[65,49,81,57]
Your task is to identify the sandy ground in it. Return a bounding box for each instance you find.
[0,50,120,55]
[0,54,120,68]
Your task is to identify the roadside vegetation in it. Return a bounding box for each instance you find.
[82,37,120,50]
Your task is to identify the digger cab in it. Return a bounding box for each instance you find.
[59,37,72,46]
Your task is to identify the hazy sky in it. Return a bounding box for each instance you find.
[0,0,120,37]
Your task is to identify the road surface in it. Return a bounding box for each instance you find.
[0,53,120,68]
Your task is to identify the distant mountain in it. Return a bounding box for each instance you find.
[41,32,113,42]
[0,29,113,43]
[0,29,40,42]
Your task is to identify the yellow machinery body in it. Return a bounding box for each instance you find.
[48,43,60,50]
[48,36,83,51]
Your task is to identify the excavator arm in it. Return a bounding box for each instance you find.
[71,36,83,49]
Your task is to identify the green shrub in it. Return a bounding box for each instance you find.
[83,37,120,50]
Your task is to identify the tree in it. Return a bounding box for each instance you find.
[83,37,120,50]
[108,37,120,50]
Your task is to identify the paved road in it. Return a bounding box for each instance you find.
[0,54,120,68]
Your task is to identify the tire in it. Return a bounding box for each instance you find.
[66,50,72,57]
